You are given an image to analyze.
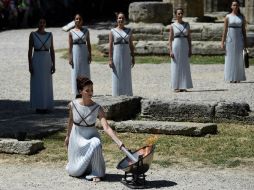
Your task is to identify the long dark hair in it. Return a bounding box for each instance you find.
[230,0,243,16]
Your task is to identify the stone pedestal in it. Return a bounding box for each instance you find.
[245,0,254,24]
[163,0,204,17]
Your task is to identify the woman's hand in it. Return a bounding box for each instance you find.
[88,54,92,64]
[51,65,55,74]
[29,65,33,75]
[64,136,69,148]
[169,51,174,58]
[119,142,125,150]
[69,59,73,68]
[221,42,225,50]
[131,56,135,68]
[188,49,192,57]
[109,59,113,68]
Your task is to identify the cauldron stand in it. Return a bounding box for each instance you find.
[121,155,147,189]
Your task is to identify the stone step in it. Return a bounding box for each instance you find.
[97,23,254,45]
[98,40,254,56]
[0,139,44,155]
[96,120,217,137]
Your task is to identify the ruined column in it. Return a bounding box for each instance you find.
[163,0,204,17]
[245,0,254,24]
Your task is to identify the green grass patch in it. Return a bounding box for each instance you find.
[56,45,254,65]
[1,123,254,169]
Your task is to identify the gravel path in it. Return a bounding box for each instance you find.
[0,27,254,189]
[0,163,253,190]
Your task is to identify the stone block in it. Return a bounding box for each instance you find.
[0,139,44,155]
[201,23,223,41]
[129,2,173,24]
[192,41,224,55]
[93,95,142,121]
[135,41,169,55]
[127,22,164,34]
[96,120,217,136]
[215,101,251,122]
[98,40,226,56]
[245,4,254,24]
[247,32,254,47]
[141,99,216,122]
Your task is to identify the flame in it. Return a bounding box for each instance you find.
[145,135,158,146]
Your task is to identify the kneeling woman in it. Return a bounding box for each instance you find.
[65,76,124,181]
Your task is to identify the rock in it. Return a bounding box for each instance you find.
[0,139,44,155]
[215,101,251,122]
[141,99,216,123]
[93,95,142,121]
[96,120,217,136]
[129,2,173,24]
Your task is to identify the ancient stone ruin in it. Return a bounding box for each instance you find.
[97,0,254,57]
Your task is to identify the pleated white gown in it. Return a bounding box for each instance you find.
[111,28,133,96]
[171,22,193,90]
[66,100,105,177]
[224,14,246,82]
[70,27,91,95]
[30,32,54,110]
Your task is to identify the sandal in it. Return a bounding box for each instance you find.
[85,175,102,182]
[93,177,101,182]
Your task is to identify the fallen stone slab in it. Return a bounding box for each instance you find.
[93,95,142,121]
[0,139,44,155]
[96,120,217,136]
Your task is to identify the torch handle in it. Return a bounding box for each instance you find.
[120,146,138,163]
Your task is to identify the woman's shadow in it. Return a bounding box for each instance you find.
[104,173,177,189]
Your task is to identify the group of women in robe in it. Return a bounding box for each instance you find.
[27,0,248,182]
[28,0,248,113]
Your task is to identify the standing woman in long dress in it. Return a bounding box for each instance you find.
[28,18,55,113]
[221,0,247,83]
[109,12,135,96]
[169,8,193,92]
[69,14,92,98]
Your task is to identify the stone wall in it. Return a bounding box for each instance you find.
[97,22,254,56]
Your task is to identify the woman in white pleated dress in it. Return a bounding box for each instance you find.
[221,0,247,83]
[28,18,55,113]
[65,76,124,182]
[169,8,193,92]
[108,12,135,96]
[69,14,92,97]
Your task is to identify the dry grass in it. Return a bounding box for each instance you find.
[1,123,254,169]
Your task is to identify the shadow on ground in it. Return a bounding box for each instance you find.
[0,100,69,139]
[100,173,178,188]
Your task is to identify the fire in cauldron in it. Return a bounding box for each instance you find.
[117,144,156,189]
